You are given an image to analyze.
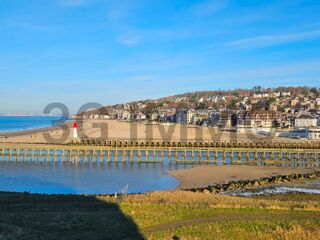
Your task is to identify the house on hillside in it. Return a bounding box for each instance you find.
[295,115,318,128]
[243,110,281,128]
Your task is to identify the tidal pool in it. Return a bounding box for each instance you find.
[0,161,191,194]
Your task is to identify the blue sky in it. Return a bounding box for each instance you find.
[1,0,320,114]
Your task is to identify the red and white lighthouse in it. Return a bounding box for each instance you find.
[72,120,78,139]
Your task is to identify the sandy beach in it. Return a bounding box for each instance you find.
[0,119,293,144]
[171,165,320,189]
[0,122,73,144]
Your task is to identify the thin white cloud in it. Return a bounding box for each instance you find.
[227,30,320,48]
[117,33,141,46]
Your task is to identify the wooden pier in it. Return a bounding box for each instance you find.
[0,140,320,166]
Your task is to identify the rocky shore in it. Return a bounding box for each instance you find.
[187,171,320,194]
[171,165,320,189]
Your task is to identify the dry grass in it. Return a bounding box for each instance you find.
[0,191,319,239]
[117,190,320,211]
[146,220,320,240]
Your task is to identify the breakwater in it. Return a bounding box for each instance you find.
[189,171,320,194]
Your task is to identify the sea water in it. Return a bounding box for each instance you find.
[0,161,190,194]
[0,116,190,194]
[0,116,64,132]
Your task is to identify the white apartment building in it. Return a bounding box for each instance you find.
[187,109,195,124]
[295,116,318,128]
[308,128,320,140]
[253,93,262,98]
[281,92,291,97]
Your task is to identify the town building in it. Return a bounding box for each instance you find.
[118,110,131,120]
[158,108,176,122]
[277,129,308,139]
[187,109,195,124]
[192,110,209,125]
[218,111,234,128]
[295,115,318,128]
[175,109,187,124]
[291,99,299,106]
[207,111,220,125]
[281,92,291,97]
[307,128,320,140]
[150,112,159,121]
[236,125,253,133]
[136,112,147,120]
[243,110,281,128]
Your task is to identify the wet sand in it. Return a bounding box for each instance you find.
[0,122,73,144]
[171,165,320,189]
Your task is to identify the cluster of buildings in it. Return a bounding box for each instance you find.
[80,87,320,140]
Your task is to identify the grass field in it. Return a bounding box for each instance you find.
[0,191,319,240]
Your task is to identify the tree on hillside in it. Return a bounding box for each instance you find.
[227,99,238,110]
[196,102,207,110]
[252,85,263,93]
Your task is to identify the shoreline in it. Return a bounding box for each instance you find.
[0,122,73,143]
[0,118,307,144]
[170,165,320,189]
[0,126,58,137]
[0,116,71,137]
[0,122,73,137]
[0,165,319,196]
